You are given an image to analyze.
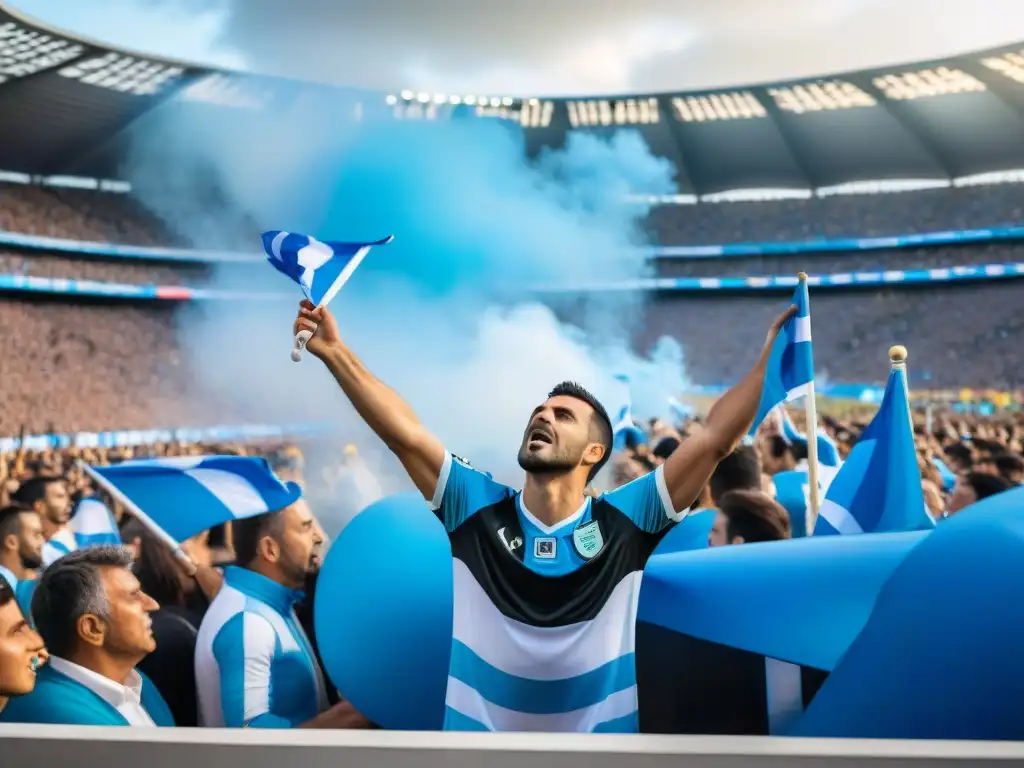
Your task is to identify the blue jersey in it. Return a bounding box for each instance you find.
[430,452,687,733]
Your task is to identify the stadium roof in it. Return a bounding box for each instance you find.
[4,1,1024,195]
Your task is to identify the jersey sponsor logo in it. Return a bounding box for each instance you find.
[534,537,557,559]
[497,526,523,553]
[573,520,604,559]
[452,454,472,467]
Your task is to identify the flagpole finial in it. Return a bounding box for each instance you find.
[797,271,808,281]
[889,345,908,364]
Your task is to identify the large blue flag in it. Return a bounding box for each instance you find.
[749,281,813,435]
[814,367,933,535]
[262,230,394,307]
[89,456,302,543]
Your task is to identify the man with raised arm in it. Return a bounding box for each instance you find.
[295,299,796,733]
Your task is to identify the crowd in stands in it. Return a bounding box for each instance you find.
[646,185,1024,244]
[1,181,1023,437]
[0,300,243,435]
[640,282,1024,389]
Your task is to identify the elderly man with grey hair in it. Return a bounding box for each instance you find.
[0,546,174,725]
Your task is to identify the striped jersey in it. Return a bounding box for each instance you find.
[430,451,686,732]
[195,566,328,728]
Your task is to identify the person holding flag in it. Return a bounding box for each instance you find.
[814,346,935,536]
[290,291,796,732]
[748,274,834,535]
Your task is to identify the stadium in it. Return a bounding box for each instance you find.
[2,1,1024,763]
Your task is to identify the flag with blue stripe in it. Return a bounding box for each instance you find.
[71,497,122,548]
[777,406,842,468]
[667,396,693,426]
[89,456,302,542]
[750,282,813,435]
[262,230,394,307]
[609,374,646,452]
[814,367,934,536]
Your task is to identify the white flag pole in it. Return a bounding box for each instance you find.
[798,272,823,535]
[76,460,197,573]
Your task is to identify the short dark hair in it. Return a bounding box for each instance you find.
[765,436,807,462]
[709,445,762,504]
[718,489,791,544]
[964,471,1014,503]
[944,442,972,469]
[0,504,30,544]
[548,381,613,482]
[651,436,679,461]
[0,576,13,609]
[993,453,1024,482]
[232,510,286,568]
[32,545,134,659]
[12,475,63,509]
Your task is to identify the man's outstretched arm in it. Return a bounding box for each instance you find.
[295,301,445,500]
[660,305,799,514]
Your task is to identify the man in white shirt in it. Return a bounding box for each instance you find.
[12,476,74,567]
[0,546,174,725]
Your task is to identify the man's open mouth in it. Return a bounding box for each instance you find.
[529,428,553,445]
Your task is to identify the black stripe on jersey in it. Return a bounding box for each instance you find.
[449,497,663,628]
[636,622,828,735]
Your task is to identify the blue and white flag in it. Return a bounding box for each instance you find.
[814,367,933,536]
[749,281,813,435]
[262,230,394,307]
[89,456,302,543]
[667,396,693,426]
[609,374,646,452]
[776,405,842,468]
[71,496,122,548]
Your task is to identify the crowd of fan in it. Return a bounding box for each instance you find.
[1,182,1023,437]
[639,282,1024,390]
[646,185,1024,244]
[0,300,245,435]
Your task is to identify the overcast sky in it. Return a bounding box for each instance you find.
[10,0,1024,96]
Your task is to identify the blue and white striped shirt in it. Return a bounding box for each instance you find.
[194,566,328,728]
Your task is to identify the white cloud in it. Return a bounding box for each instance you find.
[9,0,1024,95]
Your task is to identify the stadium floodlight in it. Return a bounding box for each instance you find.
[58,51,184,96]
[980,52,1024,85]
[567,97,660,127]
[0,21,85,85]
[385,94,398,105]
[433,93,446,103]
[400,89,413,100]
[501,96,513,106]
[416,92,430,103]
[769,81,877,114]
[873,67,986,100]
[671,92,765,122]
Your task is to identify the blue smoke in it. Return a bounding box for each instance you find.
[123,88,688,498]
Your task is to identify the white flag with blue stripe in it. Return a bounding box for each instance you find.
[814,367,934,536]
[262,230,394,307]
[71,497,122,548]
[776,405,842,468]
[89,456,302,542]
[749,281,813,435]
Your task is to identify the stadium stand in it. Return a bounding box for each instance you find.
[1,1,1024,437]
